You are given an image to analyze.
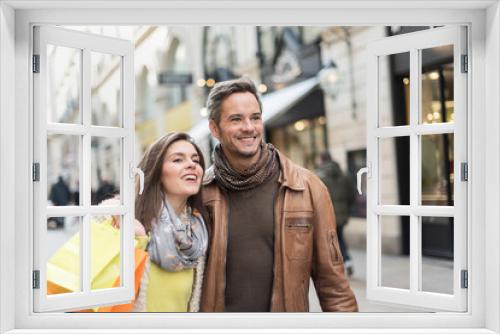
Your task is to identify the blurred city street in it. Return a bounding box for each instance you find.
[308,247,453,313]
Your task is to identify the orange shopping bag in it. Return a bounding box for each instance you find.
[96,248,148,312]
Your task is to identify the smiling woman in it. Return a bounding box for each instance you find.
[132,132,208,312]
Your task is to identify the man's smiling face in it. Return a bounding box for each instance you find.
[209,91,263,168]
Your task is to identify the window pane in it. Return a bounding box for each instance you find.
[421,45,454,124]
[421,134,454,206]
[379,137,409,205]
[421,216,454,294]
[91,52,122,127]
[46,45,81,124]
[47,134,80,207]
[90,215,122,291]
[379,52,409,127]
[380,215,409,289]
[46,216,81,295]
[91,137,121,205]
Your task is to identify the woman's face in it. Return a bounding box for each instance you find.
[161,139,203,204]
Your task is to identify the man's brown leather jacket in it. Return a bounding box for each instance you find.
[200,150,358,312]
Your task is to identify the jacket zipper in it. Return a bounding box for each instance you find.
[302,279,308,311]
[270,185,285,311]
[222,190,230,311]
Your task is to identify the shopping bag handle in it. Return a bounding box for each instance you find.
[130,163,145,195]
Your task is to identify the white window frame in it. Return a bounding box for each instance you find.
[33,25,136,312]
[365,26,467,312]
[0,1,499,333]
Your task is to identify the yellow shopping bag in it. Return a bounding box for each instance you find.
[47,217,134,294]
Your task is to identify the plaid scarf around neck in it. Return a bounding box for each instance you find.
[213,142,279,191]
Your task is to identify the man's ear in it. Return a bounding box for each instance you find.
[209,119,220,141]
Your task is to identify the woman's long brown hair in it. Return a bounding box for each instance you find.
[134,132,206,233]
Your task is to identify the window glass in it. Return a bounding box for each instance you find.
[91,137,121,205]
[46,45,81,124]
[421,45,454,124]
[90,215,122,291]
[421,216,454,294]
[47,134,81,206]
[379,136,409,205]
[46,216,82,294]
[91,52,122,127]
[380,215,409,289]
[379,52,410,127]
[421,134,454,206]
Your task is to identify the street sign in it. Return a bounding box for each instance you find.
[158,71,193,85]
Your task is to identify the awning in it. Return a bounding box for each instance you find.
[189,76,320,141]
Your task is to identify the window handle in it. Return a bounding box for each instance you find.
[130,163,145,195]
[356,163,371,195]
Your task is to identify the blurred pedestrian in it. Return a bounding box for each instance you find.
[316,151,356,277]
[95,179,116,205]
[48,175,72,229]
[72,181,80,206]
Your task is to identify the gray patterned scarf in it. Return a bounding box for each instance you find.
[147,199,208,272]
[213,142,279,191]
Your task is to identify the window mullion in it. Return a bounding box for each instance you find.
[375,205,454,216]
[81,48,91,294]
[409,48,421,293]
[122,49,134,293]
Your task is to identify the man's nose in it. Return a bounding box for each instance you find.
[241,118,254,131]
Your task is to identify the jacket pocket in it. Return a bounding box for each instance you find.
[285,218,313,260]
[328,230,343,265]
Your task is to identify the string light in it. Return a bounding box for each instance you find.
[206,78,215,87]
[294,121,305,131]
[196,79,206,87]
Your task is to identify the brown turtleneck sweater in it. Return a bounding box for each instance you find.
[223,168,280,312]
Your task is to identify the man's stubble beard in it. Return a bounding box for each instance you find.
[223,142,261,162]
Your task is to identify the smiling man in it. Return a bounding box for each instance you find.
[201,77,358,312]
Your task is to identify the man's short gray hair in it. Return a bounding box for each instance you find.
[206,77,263,125]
